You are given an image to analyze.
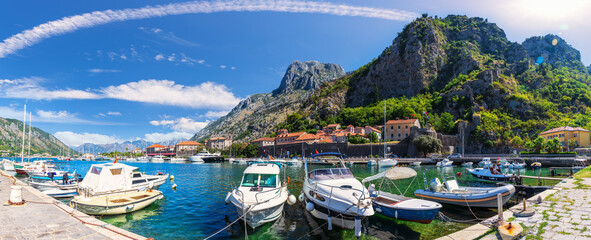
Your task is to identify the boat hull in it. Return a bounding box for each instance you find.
[372,193,441,224]
[305,197,359,229]
[71,191,162,215]
[43,189,78,198]
[236,202,285,228]
[414,185,515,208]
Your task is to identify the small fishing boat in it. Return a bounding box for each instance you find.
[531,162,542,169]
[461,162,473,167]
[43,188,78,198]
[169,157,187,163]
[226,162,292,228]
[497,159,511,168]
[467,165,513,181]
[378,158,398,168]
[414,178,515,207]
[71,189,163,215]
[411,161,422,167]
[1,159,15,172]
[363,167,441,224]
[511,162,526,169]
[436,158,453,167]
[285,158,302,166]
[301,154,373,231]
[150,155,165,162]
[367,159,376,166]
[78,163,168,195]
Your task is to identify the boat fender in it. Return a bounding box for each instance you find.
[225,192,232,204]
[306,202,314,211]
[327,213,333,230]
[456,172,462,177]
[354,217,361,238]
[172,184,177,190]
[287,194,297,205]
[395,210,398,219]
[298,193,304,202]
[375,207,381,213]
[170,175,175,181]
[287,177,290,184]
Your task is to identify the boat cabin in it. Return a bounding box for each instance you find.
[308,168,354,181]
[240,163,281,189]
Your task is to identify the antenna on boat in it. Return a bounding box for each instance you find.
[336,148,346,168]
[21,104,26,163]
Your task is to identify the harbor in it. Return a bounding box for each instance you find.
[1,158,588,239]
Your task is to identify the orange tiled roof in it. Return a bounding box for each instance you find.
[326,124,340,128]
[176,141,202,146]
[540,126,590,135]
[276,132,306,139]
[251,137,275,142]
[296,133,318,141]
[365,126,381,133]
[385,119,418,125]
[147,144,164,148]
[210,137,228,141]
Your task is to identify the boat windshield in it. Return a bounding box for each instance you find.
[241,174,277,187]
[309,168,354,180]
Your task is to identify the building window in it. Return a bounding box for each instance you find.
[574,133,578,137]
[406,126,408,129]
[390,126,393,130]
[398,134,401,137]
[398,126,401,129]
[390,134,393,138]
[405,133,408,136]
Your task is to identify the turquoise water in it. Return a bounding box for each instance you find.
[12,161,560,239]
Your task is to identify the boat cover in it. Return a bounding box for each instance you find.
[363,167,417,182]
[78,163,138,192]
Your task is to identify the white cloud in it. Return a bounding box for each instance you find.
[0,106,107,124]
[220,65,227,69]
[101,79,241,109]
[88,68,121,73]
[151,28,162,33]
[231,66,236,70]
[120,54,128,60]
[167,55,176,62]
[150,117,209,133]
[154,54,165,61]
[197,60,205,64]
[0,0,416,58]
[54,131,126,146]
[144,131,193,143]
[0,77,241,109]
[37,110,75,120]
[107,111,121,116]
[204,110,228,118]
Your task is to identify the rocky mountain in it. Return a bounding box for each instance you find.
[0,117,73,156]
[192,60,345,142]
[73,139,184,154]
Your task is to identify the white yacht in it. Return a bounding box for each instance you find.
[151,155,165,162]
[301,156,374,232]
[436,158,453,167]
[170,157,187,163]
[226,163,291,228]
[188,149,217,162]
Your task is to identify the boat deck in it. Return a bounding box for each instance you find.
[0,169,147,240]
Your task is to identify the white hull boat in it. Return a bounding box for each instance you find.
[461,162,473,167]
[378,158,398,168]
[151,156,165,162]
[43,189,78,198]
[71,189,163,215]
[436,159,453,167]
[170,157,187,163]
[227,163,290,228]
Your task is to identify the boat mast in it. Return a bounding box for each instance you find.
[27,112,31,161]
[383,100,386,158]
[21,104,26,162]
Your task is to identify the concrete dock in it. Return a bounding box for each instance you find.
[436,171,591,240]
[0,170,146,240]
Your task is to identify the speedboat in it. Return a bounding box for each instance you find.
[226,162,292,228]
[189,149,221,163]
[378,158,398,168]
[467,165,513,181]
[1,159,15,172]
[478,158,492,167]
[411,161,422,167]
[15,160,50,175]
[511,162,526,169]
[531,162,542,169]
[301,156,374,231]
[461,162,473,167]
[367,159,376,166]
[151,156,165,162]
[77,163,168,195]
[137,156,149,162]
[436,158,453,167]
[414,178,515,207]
[71,189,163,215]
[363,167,441,224]
[169,157,187,163]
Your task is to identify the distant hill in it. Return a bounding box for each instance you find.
[73,139,185,154]
[0,117,73,156]
[192,60,345,142]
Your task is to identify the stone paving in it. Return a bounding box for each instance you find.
[0,170,145,240]
[512,178,591,240]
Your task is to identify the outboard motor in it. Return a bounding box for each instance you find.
[429,178,442,191]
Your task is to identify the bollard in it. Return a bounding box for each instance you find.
[9,185,24,205]
[497,193,503,223]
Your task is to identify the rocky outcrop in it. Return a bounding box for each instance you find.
[0,117,72,156]
[193,61,345,142]
[522,34,587,73]
[273,61,345,95]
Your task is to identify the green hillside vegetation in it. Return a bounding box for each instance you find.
[275,15,591,150]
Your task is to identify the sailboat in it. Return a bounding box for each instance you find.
[378,101,398,168]
[301,153,373,234]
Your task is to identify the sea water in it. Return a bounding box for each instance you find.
[13,160,559,239]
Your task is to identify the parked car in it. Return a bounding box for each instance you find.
[448,153,462,159]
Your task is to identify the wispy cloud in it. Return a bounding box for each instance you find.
[88,68,121,73]
[154,54,165,61]
[0,106,107,125]
[139,27,199,47]
[150,117,209,133]
[204,110,229,118]
[0,77,241,109]
[144,131,193,143]
[54,131,127,146]
[0,0,417,58]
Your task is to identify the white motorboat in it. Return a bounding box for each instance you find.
[169,157,187,163]
[77,163,168,196]
[378,158,398,168]
[1,159,15,171]
[411,161,422,166]
[150,156,165,162]
[285,158,302,166]
[511,162,526,169]
[478,158,492,167]
[461,162,473,167]
[301,155,374,231]
[367,159,377,166]
[43,188,78,198]
[468,165,513,181]
[188,149,219,162]
[436,158,453,167]
[226,163,292,228]
[137,156,149,162]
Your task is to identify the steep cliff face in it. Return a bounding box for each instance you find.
[523,34,587,73]
[192,61,345,142]
[0,117,72,156]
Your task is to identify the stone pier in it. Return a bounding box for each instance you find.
[0,170,146,240]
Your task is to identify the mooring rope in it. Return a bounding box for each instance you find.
[203,205,254,240]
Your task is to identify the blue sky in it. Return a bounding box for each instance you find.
[1,0,589,147]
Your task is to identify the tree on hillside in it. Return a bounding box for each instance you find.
[568,139,578,150]
[511,136,523,147]
[545,138,561,153]
[436,112,456,134]
[413,135,442,157]
[367,132,379,143]
[244,144,259,158]
[532,136,546,153]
